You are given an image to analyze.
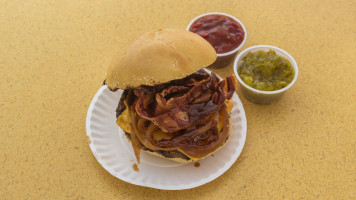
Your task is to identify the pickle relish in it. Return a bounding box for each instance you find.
[237,50,294,91]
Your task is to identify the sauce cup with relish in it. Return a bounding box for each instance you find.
[233,45,298,104]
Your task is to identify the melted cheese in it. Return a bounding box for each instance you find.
[226,99,233,114]
[152,130,174,141]
[116,102,131,133]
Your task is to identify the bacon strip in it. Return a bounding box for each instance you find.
[119,70,237,160]
[134,71,236,133]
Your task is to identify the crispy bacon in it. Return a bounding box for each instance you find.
[134,70,236,133]
[119,70,237,161]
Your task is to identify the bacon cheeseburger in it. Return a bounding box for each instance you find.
[106,29,237,163]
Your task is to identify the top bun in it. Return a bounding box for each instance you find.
[106,29,217,90]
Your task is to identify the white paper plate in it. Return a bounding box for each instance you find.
[86,76,247,190]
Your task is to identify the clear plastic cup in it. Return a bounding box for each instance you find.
[233,45,299,104]
[187,12,247,68]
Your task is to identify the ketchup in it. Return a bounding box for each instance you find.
[189,15,245,54]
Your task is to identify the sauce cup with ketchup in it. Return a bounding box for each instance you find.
[187,12,247,68]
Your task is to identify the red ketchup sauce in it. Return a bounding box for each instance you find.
[189,15,245,54]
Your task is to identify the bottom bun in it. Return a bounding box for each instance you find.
[124,119,233,163]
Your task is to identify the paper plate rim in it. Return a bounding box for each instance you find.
[86,77,247,190]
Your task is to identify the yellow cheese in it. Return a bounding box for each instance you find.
[152,130,174,141]
[116,103,131,133]
[226,99,233,114]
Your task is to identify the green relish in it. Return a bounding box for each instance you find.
[238,50,294,91]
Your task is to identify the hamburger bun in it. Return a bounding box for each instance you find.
[108,29,237,164]
[106,29,217,90]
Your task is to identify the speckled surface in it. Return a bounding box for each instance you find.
[1,0,355,199]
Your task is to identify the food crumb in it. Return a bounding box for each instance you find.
[194,162,200,168]
[132,164,139,172]
[87,136,91,144]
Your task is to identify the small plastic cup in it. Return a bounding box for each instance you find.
[233,45,298,104]
[187,12,247,68]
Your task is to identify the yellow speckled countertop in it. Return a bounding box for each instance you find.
[1,0,355,199]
